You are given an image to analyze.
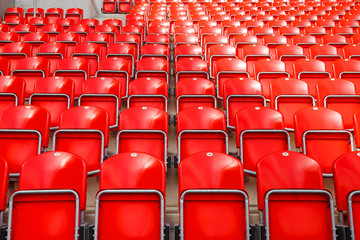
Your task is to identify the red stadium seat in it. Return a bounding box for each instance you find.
[176,106,228,165]
[212,58,249,99]
[0,42,31,73]
[254,59,290,99]
[174,44,203,61]
[103,0,118,13]
[29,77,75,129]
[36,42,67,75]
[11,57,49,98]
[53,106,109,176]
[224,78,266,130]
[79,77,121,129]
[176,78,216,113]
[333,58,360,92]
[54,57,91,98]
[7,151,87,239]
[235,106,290,175]
[175,58,209,82]
[270,77,315,130]
[256,151,336,240]
[333,152,360,240]
[55,32,80,58]
[309,44,342,76]
[65,8,84,25]
[71,43,101,77]
[135,57,169,84]
[128,77,168,111]
[177,152,250,240]
[0,105,50,176]
[41,24,64,42]
[0,76,25,112]
[117,106,169,167]
[294,106,353,176]
[95,152,167,239]
[45,8,64,24]
[23,32,49,57]
[316,78,360,130]
[293,58,331,97]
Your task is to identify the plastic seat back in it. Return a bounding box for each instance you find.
[54,106,109,176]
[54,57,90,98]
[79,77,121,128]
[333,152,360,239]
[8,151,87,240]
[316,78,359,129]
[128,77,168,111]
[30,76,75,129]
[175,58,209,82]
[235,106,290,175]
[177,106,227,164]
[96,152,166,239]
[294,106,353,175]
[176,78,216,113]
[117,106,169,166]
[213,57,249,99]
[11,56,50,98]
[257,151,335,240]
[0,105,50,176]
[333,58,360,92]
[223,78,265,130]
[135,57,169,84]
[36,42,67,75]
[294,58,331,97]
[178,152,249,240]
[0,76,25,112]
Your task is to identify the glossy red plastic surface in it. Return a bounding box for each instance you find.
[36,42,67,75]
[235,106,288,174]
[45,8,64,24]
[97,152,166,239]
[177,106,227,160]
[256,151,333,240]
[2,42,32,73]
[0,76,25,112]
[55,32,80,57]
[12,57,49,98]
[254,59,289,98]
[242,44,272,77]
[55,57,90,97]
[55,106,109,174]
[294,106,351,174]
[316,78,359,129]
[128,77,168,111]
[270,77,313,129]
[65,8,84,25]
[294,58,330,97]
[176,78,216,112]
[80,77,121,127]
[117,106,168,162]
[178,152,248,240]
[213,58,249,99]
[333,58,360,92]
[10,151,86,240]
[136,57,169,83]
[0,158,8,211]
[175,58,209,81]
[0,105,50,174]
[276,44,306,77]
[72,43,101,77]
[224,78,264,129]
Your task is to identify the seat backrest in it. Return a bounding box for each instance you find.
[235,106,285,147]
[19,151,87,208]
[118,106,168,133]
[177,106,226,133]
[0,158,8,211]
[333,152,360,212]
[0,105,50,147]
[0,76,25,108]
[59,106,109,146]
[100,152,165,193]
[256,151,323,210]
[294,106,344,147]
[179,151,244,194]
[316,78,356,106]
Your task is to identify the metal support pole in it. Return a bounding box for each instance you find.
[33,0,37,18]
